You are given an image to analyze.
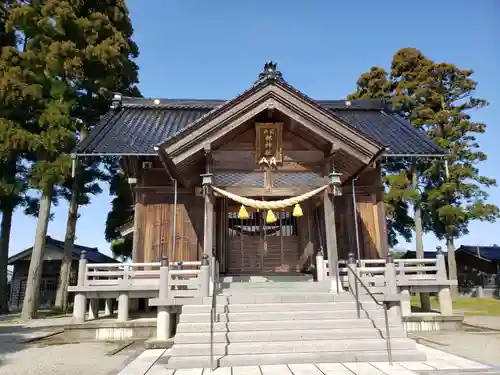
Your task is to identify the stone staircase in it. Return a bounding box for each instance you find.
[163,279,426,369]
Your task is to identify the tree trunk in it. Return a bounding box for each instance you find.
[0,201,14,314]
[20,189,52,320]
[412,164,431,310]
[446,235,458,300]
[54,178,79,312]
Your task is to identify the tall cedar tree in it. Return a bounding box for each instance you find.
[51,0,140,312]
[5,0,139,319]
[0,0,44,313]
[350,48,499,297]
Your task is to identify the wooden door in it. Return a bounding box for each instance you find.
[261,211,300,273]
[226,207,300,274]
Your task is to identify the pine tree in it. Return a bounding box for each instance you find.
[350,48,499,297]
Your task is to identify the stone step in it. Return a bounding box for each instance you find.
[178,308,389,323]
[183,293,373,305]
[169,338,416,356]
[175,318,378,333]
[164,349,426,368]
[181,301,378,314]
[174,327,408,344]
[220,275,315,283]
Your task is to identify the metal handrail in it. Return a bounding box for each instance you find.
[345,263,393,365]
[209,257,218,371]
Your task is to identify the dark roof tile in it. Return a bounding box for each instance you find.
[77,97,444,156]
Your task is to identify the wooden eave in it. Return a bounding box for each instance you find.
[160,81,385,166]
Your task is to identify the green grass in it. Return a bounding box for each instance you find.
[410,295,500,316]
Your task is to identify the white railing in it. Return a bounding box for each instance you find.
[317,250,456,317]
[320,257,442,287]
[84,261,203,289]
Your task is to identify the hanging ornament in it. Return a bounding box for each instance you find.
[238,205,249,219]
[292,203,303,217]
[266,209,277,224]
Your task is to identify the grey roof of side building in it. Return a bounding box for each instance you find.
[76,96,444,157]
[7,236,118,265]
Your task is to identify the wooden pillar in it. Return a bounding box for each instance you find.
[202,172,214,260]
[374,165,389,258]
[131,191,143,262]
[323,189,339,294]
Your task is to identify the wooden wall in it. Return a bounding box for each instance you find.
[133,166,205,263]
[335,166,389,260]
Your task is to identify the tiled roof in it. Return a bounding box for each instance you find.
[457,245,500,261]
[8,236,118,265]
[76,71,444,157]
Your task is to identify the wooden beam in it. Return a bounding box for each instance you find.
[156,148,190,187]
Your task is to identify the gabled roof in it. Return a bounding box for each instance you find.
[8,236,118,265]
[76,63,444,157]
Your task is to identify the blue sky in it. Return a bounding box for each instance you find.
[6,0,500,257]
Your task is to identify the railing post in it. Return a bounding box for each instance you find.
[436,246,453,315]
[200,255,210,297]
[385,252,399,321]
[316,248,325,282]
[88,298,99,320]
[385,252,398,295]
[384,252,395,365]
[105,299,114,316]
[73,250,88,323]
[348,253,360,319]
[157,256,171,341]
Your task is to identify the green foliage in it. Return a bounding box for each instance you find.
[1,0,140,316]
[105,161,134,258]
[349,47,499,245]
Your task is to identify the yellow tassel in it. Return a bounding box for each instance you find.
[238,205,249,220]
[292,203,303,217]
[266,209,277,224]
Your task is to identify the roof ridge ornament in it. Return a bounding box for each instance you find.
[110,93,122,110]
[255,61,284,84]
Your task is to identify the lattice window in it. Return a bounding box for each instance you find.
[214,172,264,187]
[272,172,325,188]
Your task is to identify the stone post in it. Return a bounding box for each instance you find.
[316,248,325,282]
[200,255,210,297]
[436,246,453,316]
[88,299,99,320]
[157,256,171,341]
[73,250,88,323]
[399,287,412,317]
[347,253,360,318]
[385,252,397,294]
[105,299,114,316]
[117,293,129,322]
[347,253,357,294]
[385,252,400,319]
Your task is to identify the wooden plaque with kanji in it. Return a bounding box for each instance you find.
[255,123,283,164]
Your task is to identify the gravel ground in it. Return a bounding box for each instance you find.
[0,327,141,375]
